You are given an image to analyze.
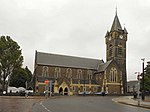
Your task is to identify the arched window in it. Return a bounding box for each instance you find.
[109,44,113,57]
[110,67,117,82]
[118,44,123,56]
[120,72,122,80]
[42,66,49,77]
[54,67,61,79]
[77,69,82,79]
[87,70,92,80]
[66,68,72,78]
[96,74,99,81]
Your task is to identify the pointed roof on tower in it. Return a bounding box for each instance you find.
[124,27,128,34]
[110,10,122,32]
[105,30,109,37]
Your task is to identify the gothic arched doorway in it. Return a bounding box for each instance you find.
[64,87,68,95]
[59,87,63,95]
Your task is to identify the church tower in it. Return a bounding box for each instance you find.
[105,11,128,93]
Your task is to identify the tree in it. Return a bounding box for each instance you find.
[9,68,28,88]
[144,76,150,91]
[0,65,2,91]
[9,66,32,88]
[0,36,23,92]
[144,61,150,91]
[25,66,32,83]
[145,61,150,77]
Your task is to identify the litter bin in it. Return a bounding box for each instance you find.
[141,92,145,100]
[133,92,137,98]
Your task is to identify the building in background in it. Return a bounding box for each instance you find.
[127,80,138,93]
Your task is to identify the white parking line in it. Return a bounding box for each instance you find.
[40,101,52,112]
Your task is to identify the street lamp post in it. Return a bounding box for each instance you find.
[135,72,140,106]
[141,58,145,100]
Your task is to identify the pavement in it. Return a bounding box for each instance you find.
[112,96,150,109]
[0,95,46,99]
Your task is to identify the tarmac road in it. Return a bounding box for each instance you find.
[0,96,149,112]
[32,96,150,112]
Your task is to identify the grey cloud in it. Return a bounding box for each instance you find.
[0,0,150,81]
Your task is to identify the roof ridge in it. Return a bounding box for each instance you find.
[37,51,102,61]
[96,60,113,72]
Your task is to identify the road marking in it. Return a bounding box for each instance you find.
[40,101,52,112]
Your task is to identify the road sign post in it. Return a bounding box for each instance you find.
[49,80,52,97]
[44,80,49,98]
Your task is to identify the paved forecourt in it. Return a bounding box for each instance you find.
[0,96,44,112]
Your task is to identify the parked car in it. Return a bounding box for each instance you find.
[3,91,6,94]
[7,87,19,93]
[95,91,108,96]
[25,90,33,94]
[79,91,92,95]
[18,87,26,93]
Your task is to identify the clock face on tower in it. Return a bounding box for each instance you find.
[119,35,123,39]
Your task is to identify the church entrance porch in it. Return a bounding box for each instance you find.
[59,87,63,95]
[58,81,70,95]
[58,87,69,95]
[64,87,68,95]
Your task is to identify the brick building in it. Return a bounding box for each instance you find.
[33,12,127,95]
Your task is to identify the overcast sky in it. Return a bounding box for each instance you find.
[0,0,150,81]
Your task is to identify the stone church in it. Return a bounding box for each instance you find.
[33,12,128,95]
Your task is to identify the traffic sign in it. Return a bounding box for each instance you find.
[44,80,49,84]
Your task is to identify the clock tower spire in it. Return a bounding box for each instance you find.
[105,11,128,93]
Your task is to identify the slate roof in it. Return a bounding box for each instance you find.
[111,13,122,32]
[97,60,113,73]
[36,51,104,70]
